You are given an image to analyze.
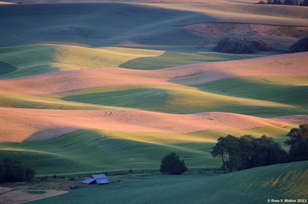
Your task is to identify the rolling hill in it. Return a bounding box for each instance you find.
[0,1,307,203]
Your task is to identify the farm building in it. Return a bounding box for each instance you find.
[82,174,110,185]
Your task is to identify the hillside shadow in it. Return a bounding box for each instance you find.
[0,61,17,75]
[24,127,79,141]
[0,3,212,49]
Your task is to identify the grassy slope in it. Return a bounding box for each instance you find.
[53,45,165,71]
[0,44,267,79]
[0,130,219,175]
[0,126,296,175]
[0,44,165,79]
[0,3,208,49]
[1,2,307,51]
[0,45,57,79]
[195,76,308,105]
[2,80,303,116]
[28,161,308,204]
[120,51,268,70]
[3,45,306,117]
[60,77,307,116]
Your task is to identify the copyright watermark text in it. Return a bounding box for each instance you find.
[267,199,307,203]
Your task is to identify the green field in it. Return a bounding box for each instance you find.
[0,130,220,175]
[0,45,57,79]
[28,161,308,204]
[120,51,268,70]
[0,44,269,79]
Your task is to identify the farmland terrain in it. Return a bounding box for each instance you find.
[27,161,308,204]
[0,0,307,203]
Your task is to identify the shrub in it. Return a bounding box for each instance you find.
[251,39,273,51]
[289,37,308,52]
[215,37,256,54]
[215,37,273,54]
[159,152,188,175]
[128,169,134,174]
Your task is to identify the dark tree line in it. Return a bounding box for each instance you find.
[0,158,36,183]
[211,124,308,173]
[215,35,308,54]
[259,0,308,5]
[214,37,273,54]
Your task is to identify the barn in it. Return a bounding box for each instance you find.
[82,174,110,185]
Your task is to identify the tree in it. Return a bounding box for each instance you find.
[250,135,287,167]
[238,135,255,170]
[159,152,188,175]
[0,158,36,183]
[285,124,308,161]
[26,168,36,182]
[212,135,287,173]
[215,37,273,54]
[303,0,308,6]
[211,135,240,173]
[284,0,298,4]
[289,37,308,52]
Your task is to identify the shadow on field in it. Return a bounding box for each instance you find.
[0,61,17,75]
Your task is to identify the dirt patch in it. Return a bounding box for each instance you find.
[0,187,13,194]
[0,187,68,204]
[0,178,84,204]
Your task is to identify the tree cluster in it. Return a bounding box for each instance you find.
[211,124,308,173]
[160,152,188,175]
[285,124,308,161]
[289,37,308,53]
[215,37,273,54]
[0,158,36,183]
[258,0,308,5]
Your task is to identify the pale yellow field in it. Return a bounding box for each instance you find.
[53,45,165,71]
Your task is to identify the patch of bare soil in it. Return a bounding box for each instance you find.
[0,186,68,204]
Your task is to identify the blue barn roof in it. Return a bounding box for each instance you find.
[82,174,110,185]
